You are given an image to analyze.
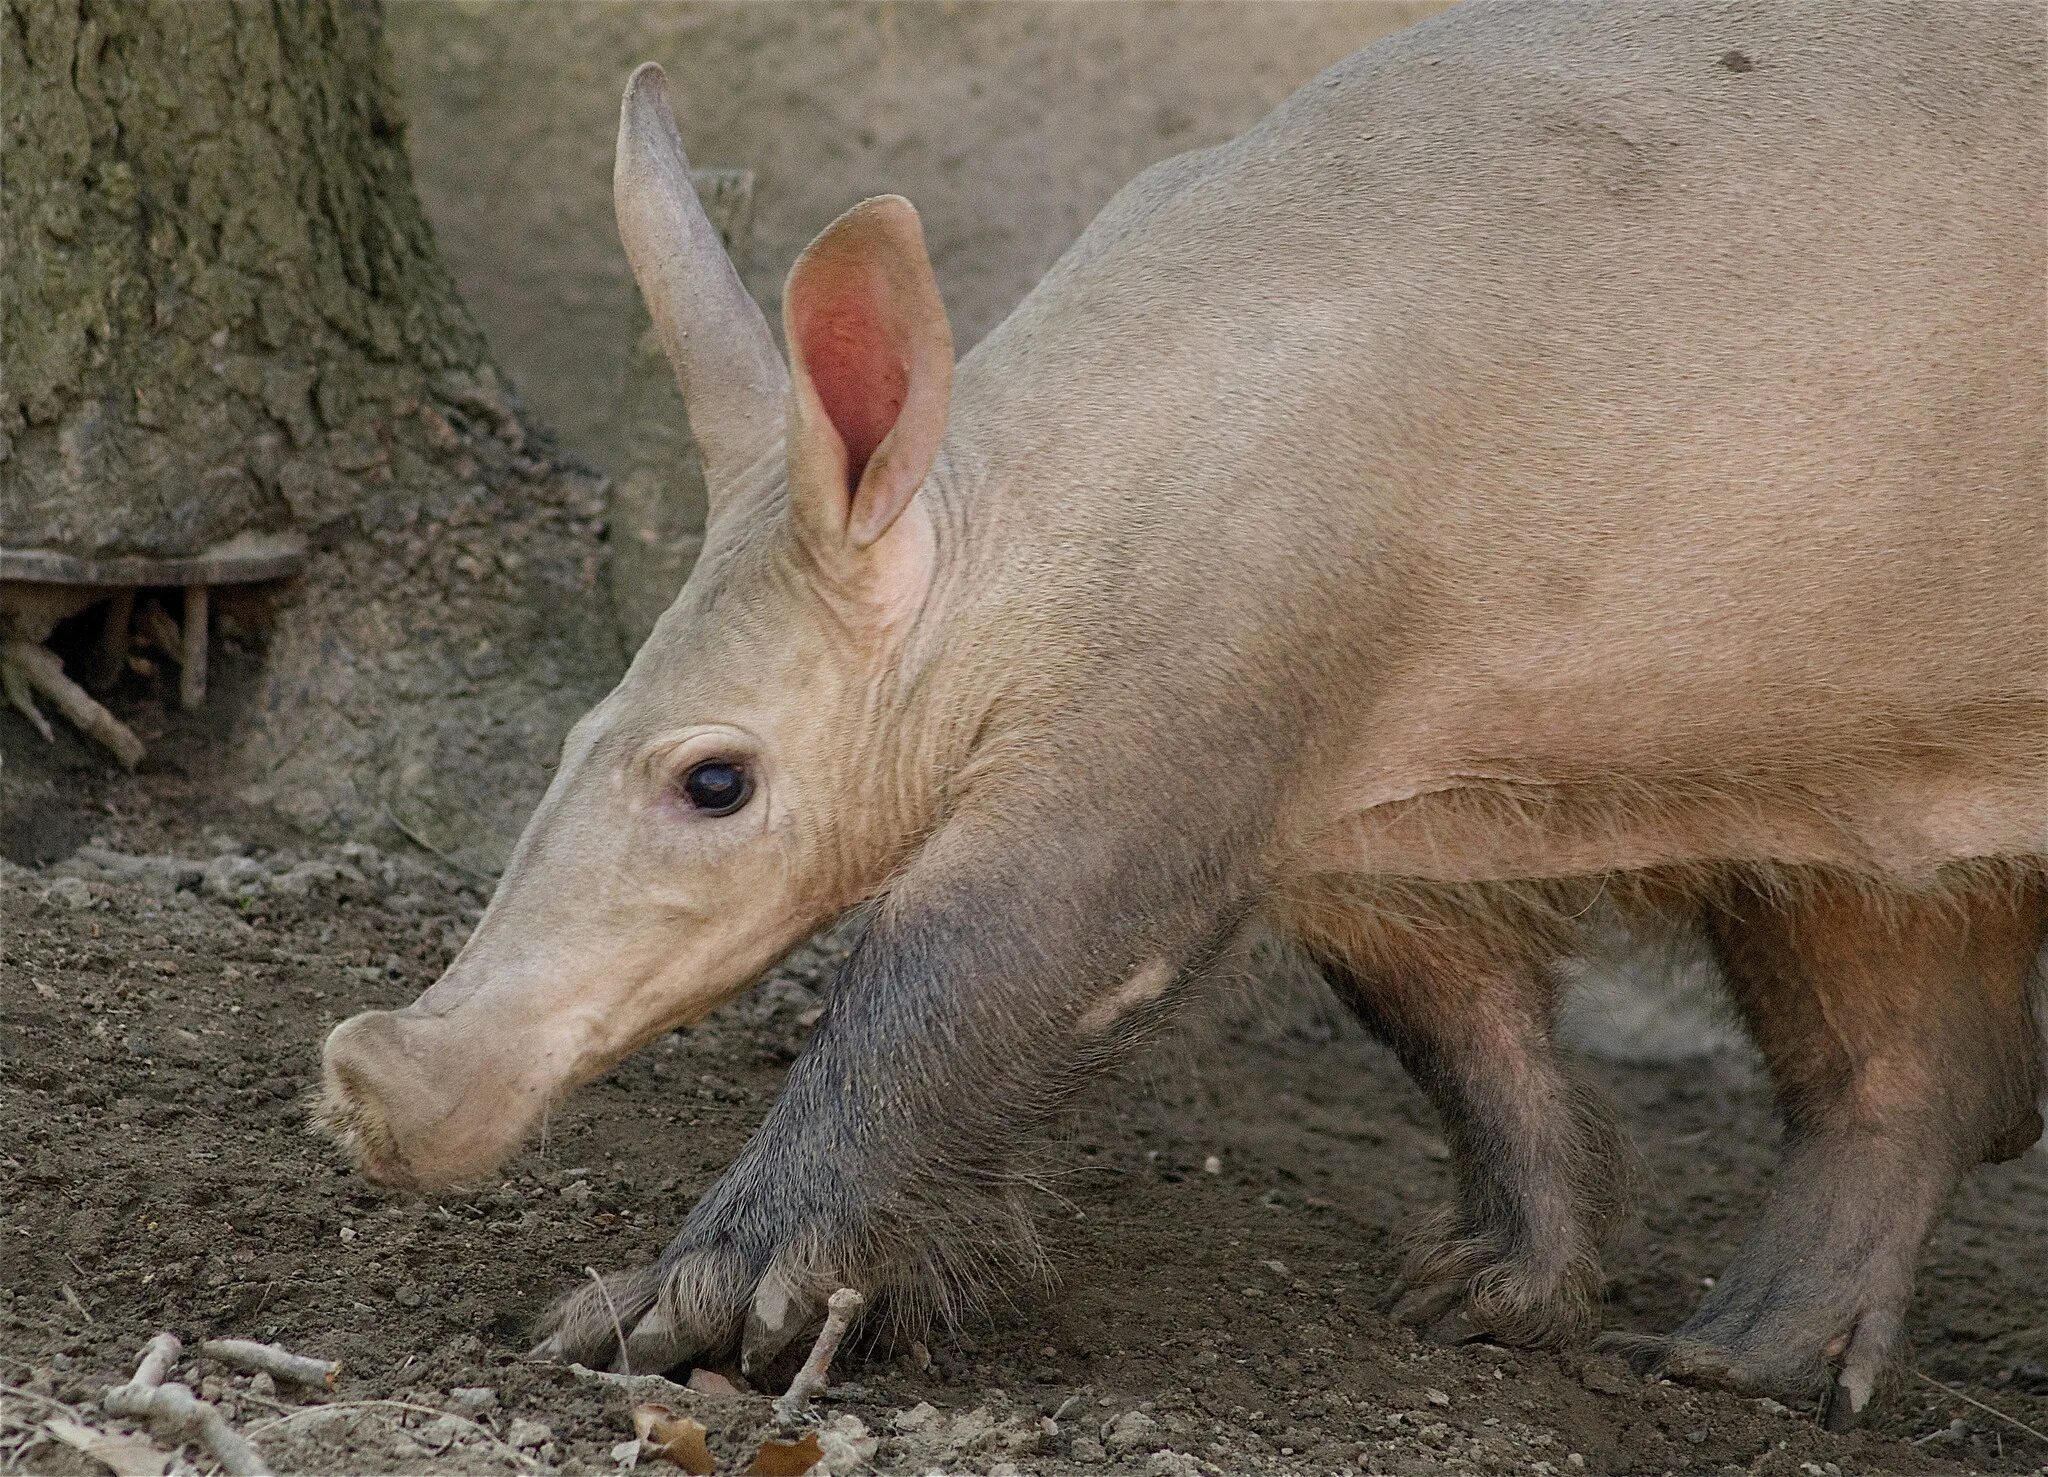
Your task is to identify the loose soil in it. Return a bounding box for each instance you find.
[4,727,2046,1476]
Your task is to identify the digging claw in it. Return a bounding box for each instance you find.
[1388,1279,1463,1329]
[1821,1374,1866,1433]
[741,1266,816,1378]
[620,1301,693,1375]
[1593,1330,1745,1388]
[1594,1330,1668,1377]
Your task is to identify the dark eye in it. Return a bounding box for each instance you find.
[680,760,752,815]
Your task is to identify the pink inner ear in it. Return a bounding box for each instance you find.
[790,270,909,492]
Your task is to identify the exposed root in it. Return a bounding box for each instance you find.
[1,639,145,769]
[198,1338,339,1392]
[103,1332,271,1477]
[1914,1370,2048,1448]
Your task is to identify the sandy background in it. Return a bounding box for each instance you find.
[387,1,1447,482]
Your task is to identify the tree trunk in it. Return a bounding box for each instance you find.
[4,0,622,869]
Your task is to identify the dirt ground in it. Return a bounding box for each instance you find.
[4,689,2046,1477]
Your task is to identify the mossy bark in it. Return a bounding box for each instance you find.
[4,0,623,869]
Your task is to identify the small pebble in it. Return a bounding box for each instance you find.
[893,1401,938,1432]
[43,878,93,910]
[449,1386,498,1411]
[1202,1156,1222,1175]
[1425,1387,1450,1408]
[611,1438,642,1468]
[1103,1409,1159,1454]
[1581,1365,1635,1397]
[248,1371,277,1398]
[507,1417,553,1449]
[416,1414,468,1452]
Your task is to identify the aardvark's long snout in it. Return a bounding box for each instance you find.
[319,1006,558,1190]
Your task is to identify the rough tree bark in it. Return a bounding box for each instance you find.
[4,0,623,868]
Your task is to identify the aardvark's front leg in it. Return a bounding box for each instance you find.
[532,814,1250,1377]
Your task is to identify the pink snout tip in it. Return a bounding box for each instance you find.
[317,1008,534,1191]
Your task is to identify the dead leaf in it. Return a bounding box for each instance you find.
[746,1431,824,1476]
[630,1402,715,1475]
[42,1418,173,1477]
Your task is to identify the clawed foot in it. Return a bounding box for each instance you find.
[1387,1219,1599,1349]
[530,1241,855,1383]
[1597,1303,1901,1431]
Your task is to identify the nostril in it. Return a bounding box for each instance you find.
[317,1011,426,1182]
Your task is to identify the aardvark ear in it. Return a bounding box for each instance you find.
[615,63,788,503]
[783,196,955,556]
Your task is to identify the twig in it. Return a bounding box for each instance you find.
[383,803,495,883]
[585,1266,633,1377]
[0,1383,85,1422]
[59,1286,92,1324]
[772,1288,865,1424]
[129,1334,180,1392]
[103,1332,270,1477]
[1914,1370,2048,1447]
[199,1339,339,1392]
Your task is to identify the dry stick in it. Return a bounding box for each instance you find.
[179,584,208,710]
[199,1339,339,1392]
[1914,1370,2048,1447]
[584,1266,633,1378]
[59,1286,92,1324]
[772,1288,866,1425]
[0,1383,87,1422]
[129,1335,180,1392]
[3,641,145,770]
[384,803,497,883]
[103,1332,271,1477]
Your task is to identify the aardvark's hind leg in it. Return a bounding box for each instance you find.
[1310,916,1630,1349]
[1608,868,2045,1428]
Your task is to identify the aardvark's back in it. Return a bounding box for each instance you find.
[959,0,2046,880]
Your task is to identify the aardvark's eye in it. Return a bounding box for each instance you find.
[680,760,752,816]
